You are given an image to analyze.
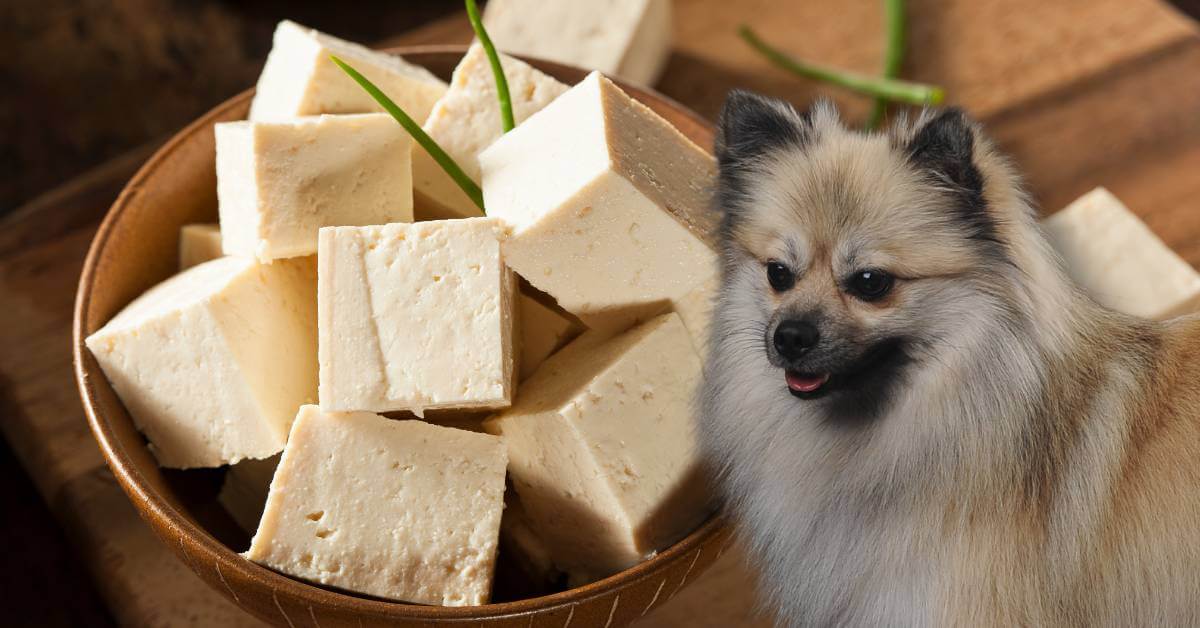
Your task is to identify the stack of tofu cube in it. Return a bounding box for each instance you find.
[86,21,719,606]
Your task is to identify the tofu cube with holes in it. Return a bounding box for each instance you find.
[1043,187,1200,319]
[178,223,224,270]
[216,114,414,261]
[245,406,508,606]
[483,0,672,86]
[484,312,712,582]
[85,256,317,468]
[249,20,447,122]
[318,218,516,414]
[479,72,719,330]
[413,42,569,220]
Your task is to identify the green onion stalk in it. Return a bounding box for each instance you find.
[330,55,485,212]
[465,0,515,133]
[867,0,908,130]
[739,24,944,108]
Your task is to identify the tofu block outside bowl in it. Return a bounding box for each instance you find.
[480,71,720,332]
[84,255,317,469]
[483,0,672,86]
[1042,187,1200,319]
[317,218,516,415]
[414,42,569,221]
[246,406,508,606]
[74,47,729,628]
[485,312,713,585]
[672,275,718,356]
[216,113,414,261]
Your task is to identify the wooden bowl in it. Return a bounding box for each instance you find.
[72,46,732,627]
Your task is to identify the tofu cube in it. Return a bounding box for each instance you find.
[216,114,414,261]
[479,72,719,330]
[518,292,583,381]
[219,454,280,534]
[414,43,569,220]
[483,0,672,86]
[179,223,223,270]
[672,276,717,355]
[318,218,516,414]
[484,312,712,582]
[249,20,447,122]
[85,256,318,468]
[1043,187,1200,319]
[245,406,508,606]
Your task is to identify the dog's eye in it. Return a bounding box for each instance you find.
[847,269,894,301]
[766,261,795,292]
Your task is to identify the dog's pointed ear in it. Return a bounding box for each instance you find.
[906,108,997,242]
[715,90,810,169]
[906,108,984,199]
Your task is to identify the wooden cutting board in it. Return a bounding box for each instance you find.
[2,1,1198,625]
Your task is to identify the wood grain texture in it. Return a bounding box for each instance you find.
[1,1,1199,626]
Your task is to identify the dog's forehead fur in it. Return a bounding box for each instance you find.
[728,106,993,280]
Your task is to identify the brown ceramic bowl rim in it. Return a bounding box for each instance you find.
[72,44,729,621]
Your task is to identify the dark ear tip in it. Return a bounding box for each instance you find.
[715,89,810,164]
[932,107,976,130]
[719,90,772,119]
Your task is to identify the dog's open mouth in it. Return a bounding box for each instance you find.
[782,339,910,402]
[785,371,831,398]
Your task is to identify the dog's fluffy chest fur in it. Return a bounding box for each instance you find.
[698,93,1200,626]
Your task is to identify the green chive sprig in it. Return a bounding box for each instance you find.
[866,0,908,130]
[465,0,515,133]
[739,24,944,108]
[330,55,485,212]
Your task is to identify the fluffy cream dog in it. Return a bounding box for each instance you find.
[698,91,1200,626]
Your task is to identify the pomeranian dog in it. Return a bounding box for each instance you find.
[698,91,1200,626]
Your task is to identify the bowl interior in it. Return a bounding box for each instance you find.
[74,46,729,627]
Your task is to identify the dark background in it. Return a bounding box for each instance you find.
[3,1,1200,625]
[2,0,459,218]
[2,3,456,625]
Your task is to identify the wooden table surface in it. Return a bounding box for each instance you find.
[2,1,1199,625]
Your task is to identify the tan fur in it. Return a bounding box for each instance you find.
[700,99,1200,626]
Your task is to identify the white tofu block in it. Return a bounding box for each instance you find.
[414,43,569,221]
[518,293,583,381]
[245,406,508,606]
[672,276,717,355]
[178,223,223,270]
[318,218,516,414]
[1043,187,1200,319]
[483,0,672,86]
[216,114,414,262]
[85,257,318,468]
[249,20,447,122]
[484,312,711,582]
[480,72,718,330]
[219,454,280,534]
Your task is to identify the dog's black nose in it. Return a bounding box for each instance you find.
[774,320,819,359]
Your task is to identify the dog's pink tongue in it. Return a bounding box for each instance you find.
[786,371,830,393]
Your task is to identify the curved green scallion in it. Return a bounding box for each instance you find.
[330,55,485,212]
